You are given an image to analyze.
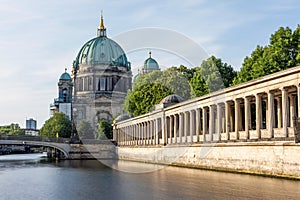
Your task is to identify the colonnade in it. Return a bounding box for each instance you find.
[113,66,300,146]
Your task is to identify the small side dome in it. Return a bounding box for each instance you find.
[60,70,72,80]
[160,94,184,105]
[133,74,140,82]
[143,51,159,70]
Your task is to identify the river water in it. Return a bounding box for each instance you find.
[1,153,300,200]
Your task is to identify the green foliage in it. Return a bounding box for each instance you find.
[199,56,236,92]
[96,120,113,139]
[132,69,191,99]
[124,68,192,116]
[170,65,197,81]
[77,120,95,139]
[189,68,209,98]
[233,25,300,85]
[187,56,236,97]
[125,83,172,116]
[0,123,25,135]
[40,112,72,138]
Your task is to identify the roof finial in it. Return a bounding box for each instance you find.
[149,50,152,58]
[65,68,67,73]
[100,10,105,29]
[97,10,107,37]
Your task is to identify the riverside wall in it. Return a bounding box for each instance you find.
[116,141,300,179]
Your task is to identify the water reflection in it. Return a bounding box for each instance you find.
[0,154,300,200]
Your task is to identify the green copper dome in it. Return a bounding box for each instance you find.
[75,37,130,69]
[143,51,159,70]
[74,16,130,71]
[60,71,72,80]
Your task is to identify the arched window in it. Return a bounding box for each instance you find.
[100,77,106,91]
[63,88,68,102]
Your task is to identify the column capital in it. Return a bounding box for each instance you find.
[280,87,288,91]
[209,104,217,108]
[244,95,252,100]
[268,90,276,94]
[255,93,263,97]
[234,98,242,103]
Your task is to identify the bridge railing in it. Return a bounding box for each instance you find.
[0,135,70,143]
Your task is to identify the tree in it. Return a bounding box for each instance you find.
[170,65,197,81]
[125,83,172,116]
[76,120,95,139]
[0,123,25,135]
[200,56,236,92]
[188,56,236,97]
[132,69,191,100]
[233,25,300,85]
[40,112,72,138]
[96,120,113,139]
[124,68,192,116]
[189,68,209,98]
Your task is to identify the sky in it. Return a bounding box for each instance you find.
[0,0,299,128]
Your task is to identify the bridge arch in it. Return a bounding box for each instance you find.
[0,140,70,159]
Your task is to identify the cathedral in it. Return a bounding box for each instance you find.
[72,15,132,128]
[50,15,162,130]
[51,15,132,129]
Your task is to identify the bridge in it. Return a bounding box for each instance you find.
[0,135,118,160]
[0,135,71,159]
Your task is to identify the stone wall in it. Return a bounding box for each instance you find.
[117,142,300,179]
[69,144,117,160]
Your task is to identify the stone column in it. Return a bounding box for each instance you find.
[277,97,282,128]
[148,120,153,145]
[268,91,275,138]
[298,85,300,118]
[217,103,222,141]
[196,108,201,142]
[138,124,141,145]
[203,107,207,142]
[244,96,250,139]
[155,119,159,145]
[225,101,230,140]
[179,113,184,144]
[235,99,240,140]
[190,111,195,143]
[290,95,295,127]
[281,88,288,137]
[184,112,189,143]
[123,127,126,146]
[129,126,132,146]
[161,115,166,145]
[127,126,130,146]
[209,105,214,141]
[143,123,146,145]
[255,94,262,139]
[166,117,170,145]
[133,124,136,145]
[136,124,138,145]
[174,115,178,144]
[168,115,174,144]
[139,123,142,145]
[142,123,145,145]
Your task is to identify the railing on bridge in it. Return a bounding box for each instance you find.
[0,135,70,143]
[0,135,117,145]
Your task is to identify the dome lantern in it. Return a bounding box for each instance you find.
[97,12,106,37]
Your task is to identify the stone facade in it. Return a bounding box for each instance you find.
[117,142,300,178]
[72,16,132,128]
